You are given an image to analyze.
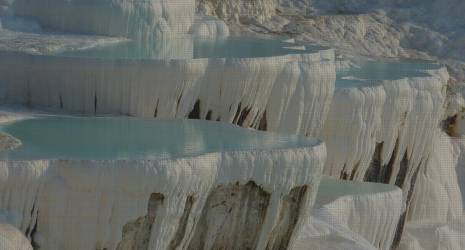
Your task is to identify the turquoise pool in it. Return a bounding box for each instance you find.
[336,59,443,88]
[0,116,318,160]
[58,36,321,60]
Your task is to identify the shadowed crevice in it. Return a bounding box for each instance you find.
[188,99,201,119]
[258,111,267,131]
[395,150,409,188]
[364,142,391,182]
[391,161,422,249]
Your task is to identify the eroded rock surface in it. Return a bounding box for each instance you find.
[266,186,308,250]
[117,193,165,250]
[188,181,270,250]
[0,132,21,152]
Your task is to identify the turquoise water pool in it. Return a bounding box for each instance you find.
[0,116,317,160]
[336,59,443,88]
[57,36,321,60]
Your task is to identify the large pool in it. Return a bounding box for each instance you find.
[57,36,321,60]
[0,116,318,160]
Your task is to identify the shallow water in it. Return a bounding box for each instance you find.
[57,36,320,59]
[336,59,443,88]
[0,116,317,160]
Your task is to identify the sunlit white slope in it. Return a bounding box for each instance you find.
[310,178,403,250]
[11,0,195,38]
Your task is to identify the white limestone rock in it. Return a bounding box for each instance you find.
[0,223,32,250]
[0,48,336,137]
[190,16,230,37]
[292,211,378,250]
[0,116,327,250]
[11,0,195,38]
[312,178,403,250]
[196,0,276,24]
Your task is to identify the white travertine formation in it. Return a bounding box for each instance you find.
[190,16,230,37]
[0,16,127,55]
[0,117,326,250]
[0,223,32,250]
[320,67,448,198]
[196,0,276,24]
[398,130,465,250]
[0,48,336,137]
[292,211,378,250]
[408,131,463,224]
[11,0,195,38]
[312,178,403,250]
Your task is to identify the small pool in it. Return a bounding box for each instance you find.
[56,36,321,60]
[315,178,398,205]
[0,116,318,160]
[336,59,443,88]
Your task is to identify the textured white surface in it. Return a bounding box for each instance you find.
[0,16,127,55]
[0,48,335,137]
[11,0,195,38]
[320,67,448,202]
[190,16,230,37]
[292,210,378,250]
[196,0,276,24]
[408,131,463,224]
[0,223,32,250]
[0,125,326,250]
[312,178,403,250]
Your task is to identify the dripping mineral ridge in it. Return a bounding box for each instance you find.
[0,0,464,250]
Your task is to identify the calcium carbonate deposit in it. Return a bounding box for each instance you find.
[0,0,463,249]
[0,115,326,250]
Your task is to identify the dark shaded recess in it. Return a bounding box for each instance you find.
[168,196,195,250]
[340,165,349,180]
[153,99,159,118]
[443,114,459,137]
[232,103,243,124]
[266,186,308,250]
[236,107,251,127]
[59,95,63,109]
[188,99,201,119]
[94,94,98,114]
[206,110,212,120]
[187,181,270,250]
[116,193,165,250]
[349,161,361,180]
[258,111,268,131]
[30,215,39,250]
[381,138,401,184]
[391,161,422,249]
[395,150,409,188]
[176,91,183,112]
[364,142,392,183]
[25,197,40,249]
